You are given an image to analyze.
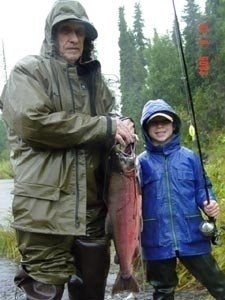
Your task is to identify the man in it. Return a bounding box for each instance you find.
[0,1,134,299]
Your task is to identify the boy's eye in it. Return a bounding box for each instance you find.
[150,119,171,126]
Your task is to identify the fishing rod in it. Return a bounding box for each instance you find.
[171,0,219,245]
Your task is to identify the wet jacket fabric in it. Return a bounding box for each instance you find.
[138,99,215,260]
[0,1,116,236]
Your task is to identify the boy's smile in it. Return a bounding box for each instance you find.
[147,116,174,146]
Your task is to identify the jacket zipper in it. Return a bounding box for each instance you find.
[67,67,80,228]
[165,155,179,251]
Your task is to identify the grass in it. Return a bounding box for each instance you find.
[0,210,20,261]
[0,226,20,261]
[0,159,13,179]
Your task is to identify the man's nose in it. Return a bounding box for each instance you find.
[69,31,79,42]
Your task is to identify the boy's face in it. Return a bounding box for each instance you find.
[147,116,175,146]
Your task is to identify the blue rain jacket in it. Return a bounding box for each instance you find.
[138,99,215,260]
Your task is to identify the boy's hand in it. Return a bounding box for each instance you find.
[203,200,220,218]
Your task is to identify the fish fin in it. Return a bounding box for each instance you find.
[112,272,140,295]
[134,246,140,258]
[105,214,113,237]
[114,253,120,264]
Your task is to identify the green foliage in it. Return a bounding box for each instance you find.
[205,132,225,199]
[0,211,19,261]
[0,229,20,261]
[117,2,225,292]
[118,4,147,154]
[0,119,11,175]
[143,32,186,107]
[0,159,13,179]
[118,0,225,152]
[0,223,20,261]
[0,119,8,153]
[1,2,225,293]
[181,0,203,90]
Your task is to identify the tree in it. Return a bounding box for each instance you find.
[194,0,225,131]
[133,3,146,66]
[118,4,147,151]
[117,0,225,148]
[144,30,185,109]
[181,0,203,90]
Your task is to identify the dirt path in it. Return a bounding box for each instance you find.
[0,257,211,300]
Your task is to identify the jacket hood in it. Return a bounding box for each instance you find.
[141,99,181,132]
[40,0,97,57]
[140,99,181,153]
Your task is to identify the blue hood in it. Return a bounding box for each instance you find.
[140,99,181,129]
[140,99,181,152]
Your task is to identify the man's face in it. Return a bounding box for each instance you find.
[56,21,85,63]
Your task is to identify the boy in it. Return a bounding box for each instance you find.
[138,99,225,299]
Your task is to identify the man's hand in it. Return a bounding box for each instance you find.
[114,118,135,146]
[203,200,220,218]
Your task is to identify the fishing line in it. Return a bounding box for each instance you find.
[171,0,219,245]
[172,11,195,141]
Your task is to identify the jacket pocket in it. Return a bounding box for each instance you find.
[177,169,195,181]
[142,172,160,200]
[14,181,60,201]
[141,218,160,247]
[184,214,209,243]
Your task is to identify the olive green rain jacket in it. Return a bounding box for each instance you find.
[0,1,117,236]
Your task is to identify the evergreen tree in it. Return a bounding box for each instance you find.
[194,0,225,131]
[133,3,146,66]
[182,0,203,90]
[117,0,225,147]
[118,4,147,151]
[118,6,137,116]
[144,30,185,109]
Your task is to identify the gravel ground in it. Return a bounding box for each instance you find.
[0,257,212,300]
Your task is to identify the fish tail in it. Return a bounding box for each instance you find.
[112,272,140,295]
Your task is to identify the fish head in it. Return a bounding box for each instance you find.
[117,151,135,171]
[113,143,136,173]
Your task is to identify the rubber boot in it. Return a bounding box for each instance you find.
[146,259,177,300]
[68,237,110,300]
[180,254,225,300]
[14,266,64,300]
[153,287,175,300]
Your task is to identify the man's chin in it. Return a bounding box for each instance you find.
[64,54,80,63]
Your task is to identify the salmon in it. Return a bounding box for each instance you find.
[107,143,142,295]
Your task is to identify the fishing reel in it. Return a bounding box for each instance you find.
[199,218,220,245]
